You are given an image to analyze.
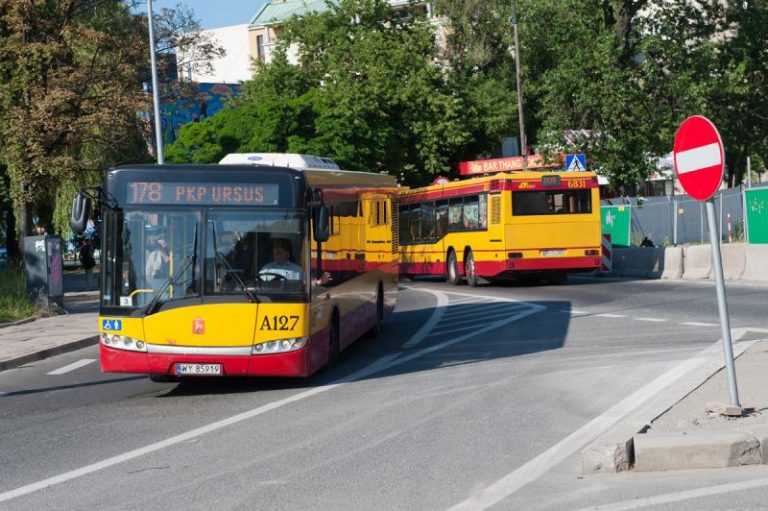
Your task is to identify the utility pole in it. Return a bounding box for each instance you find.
[147,0,164,164]
[511,0,527,169]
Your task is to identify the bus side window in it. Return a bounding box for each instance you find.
[448,198,463,232]
[421,202,435,241]
[398,205,411,244]
[435,201,448,238]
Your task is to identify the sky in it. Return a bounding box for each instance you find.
[137,0,267,29]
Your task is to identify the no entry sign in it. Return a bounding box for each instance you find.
[673,115,724,201]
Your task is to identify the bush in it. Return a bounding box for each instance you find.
[0,265,38,323]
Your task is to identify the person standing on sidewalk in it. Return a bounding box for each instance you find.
[78,239,97,290]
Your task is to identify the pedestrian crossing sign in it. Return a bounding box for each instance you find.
[565,153,587,172]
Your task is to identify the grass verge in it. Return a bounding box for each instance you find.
[0,264,39,323]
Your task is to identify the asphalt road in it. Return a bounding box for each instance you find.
[1,276,768,510]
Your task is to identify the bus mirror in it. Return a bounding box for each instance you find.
[313,206,329,242]
[70,192,91,234]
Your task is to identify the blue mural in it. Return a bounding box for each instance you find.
[160,82,242,145]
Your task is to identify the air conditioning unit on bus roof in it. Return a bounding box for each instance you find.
[219,153,341,171]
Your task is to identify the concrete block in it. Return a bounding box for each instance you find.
[580,438,633,473]
[704,402,743,417]
[720,244,746,280]
[746,426,768,464]
[682,244,712,280]
[743,245,768,282]
[634,431,761,471]
[661,246,683,279]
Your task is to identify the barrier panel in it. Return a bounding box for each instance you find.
[682,244,712,280]
[720,244,746,280]
[661,246,683,279]
[743,245,768,281]
[601,234,612,272]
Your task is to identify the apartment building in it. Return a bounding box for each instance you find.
[249,0,438,66]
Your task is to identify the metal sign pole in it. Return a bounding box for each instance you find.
[148,0,164,164]
[705,198,740,408]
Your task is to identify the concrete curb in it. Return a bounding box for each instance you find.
[0,316,37,329]
[634,429,764,471]
[0,335,99,373]
[579,339,758,474]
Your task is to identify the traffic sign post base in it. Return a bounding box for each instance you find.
[706,199,741,409]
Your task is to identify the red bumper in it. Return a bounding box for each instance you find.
[100,344,311,377]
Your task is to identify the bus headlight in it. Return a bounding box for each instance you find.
[252,337,308,355]
[101,333,148,352]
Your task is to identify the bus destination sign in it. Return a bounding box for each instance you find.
[127,182,280,206]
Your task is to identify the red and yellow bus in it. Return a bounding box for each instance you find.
[71,153,398,381]
[398,155,602,285]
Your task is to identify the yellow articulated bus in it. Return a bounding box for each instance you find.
[71,153,398,381]
[398,155,602,285]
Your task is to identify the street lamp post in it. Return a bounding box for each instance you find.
[511,0,527,169]
[147,0,164,164]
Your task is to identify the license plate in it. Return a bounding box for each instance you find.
[175,363,222,376]
[541,249,564,257]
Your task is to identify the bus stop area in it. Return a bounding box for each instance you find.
[2,267,768,476]
[0,268,98,372]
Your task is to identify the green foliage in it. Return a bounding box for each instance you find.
[167,0,470,185]
[0,264,38,323]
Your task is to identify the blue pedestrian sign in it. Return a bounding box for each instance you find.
[102,319,122,331]
[565,153,587,172]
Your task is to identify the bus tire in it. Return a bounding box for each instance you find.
[446,250,461,286]
[465,250,478,287]
[327,310,340,367]
[367,285,384,338]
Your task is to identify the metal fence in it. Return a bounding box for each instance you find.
[602,182,768,246]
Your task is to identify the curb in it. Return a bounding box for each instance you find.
[0,335,99,373]
[634,428,768,471]
[0,316,37,329]
[579,339,759,474]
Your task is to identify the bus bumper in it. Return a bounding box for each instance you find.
[476,256,600,276]
[100,344,311,377]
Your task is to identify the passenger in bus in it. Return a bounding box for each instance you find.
[145,236,170,284]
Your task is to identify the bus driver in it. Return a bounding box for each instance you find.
[259,238,331,287]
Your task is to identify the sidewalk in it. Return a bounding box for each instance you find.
[0,269,99,372]
[581,332,768,474]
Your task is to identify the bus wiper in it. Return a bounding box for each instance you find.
[214,250,257,303]
[144,254,196,316]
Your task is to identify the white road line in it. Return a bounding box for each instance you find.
[572,476,768,511]
[634,317,667,323]
[0,288,542,505]
[401,289,449,349]
[565,310,589,315]
[595,313,625,318]
[682,321,719,327]
[446,340,734,511]
[47,359,97,376]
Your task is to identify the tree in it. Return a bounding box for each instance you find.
[0,0,149,244]
[167,0,469,185]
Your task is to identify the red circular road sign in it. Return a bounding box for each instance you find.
[673,115,724,201]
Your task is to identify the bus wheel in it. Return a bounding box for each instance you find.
[465,251,478,287]
[149,374,179,383]
[446,250,461,286]
[327,311,340,367]
[367,286,384,338]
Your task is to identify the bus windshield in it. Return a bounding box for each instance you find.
[102,209,306,310]
[105,210,200,309]
[205,210,306,295]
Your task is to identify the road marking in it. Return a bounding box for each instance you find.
[47,359,97,376]
[682,321,719,327]
[446,340,736,511]
[401,289,448,349]
[595,313,625,318]
[572,476,768,510]
[634,317,667,323]
[0,288,541,504]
